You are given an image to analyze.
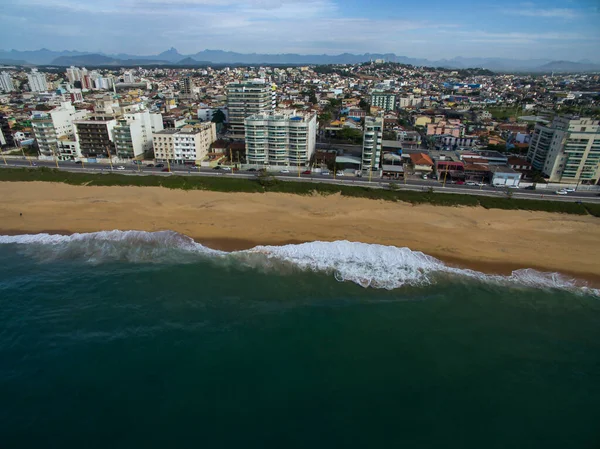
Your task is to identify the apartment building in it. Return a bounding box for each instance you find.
[27,69,48,92]
[227,80,276,138]
[527,116,600,183]
[0,113,15,148]
[31,102,88,157]
[113,111,163,160]
[370,92,397,111]
[152,123,216,165]
[361,116,384,172]
[74,115,118,159]
[0,72,15,92]
[244,110,317,167]
[427,120,464,138]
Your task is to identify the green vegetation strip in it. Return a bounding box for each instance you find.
[0,167,597,216]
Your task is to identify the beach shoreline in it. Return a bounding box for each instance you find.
[1,181,599,285]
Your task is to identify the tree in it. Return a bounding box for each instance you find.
[211,109,226,124]
[383,131,396,140]
[318,111,332,123]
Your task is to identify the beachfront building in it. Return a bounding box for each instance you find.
[31,102,88,157]
[113,111,164,160]
[370,91,397,111]
[0,113,15,148]
[152,122,217,165]
[27,69,48,93]
[361,116,384,172]
[244,109,317,168]
[527,116,600,184]
[0,72,15,92]
[74,115,118,160]
[227,80,276,138]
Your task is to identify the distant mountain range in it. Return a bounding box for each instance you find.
[1,47,599,72]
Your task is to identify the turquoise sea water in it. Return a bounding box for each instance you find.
[1,231,599,448]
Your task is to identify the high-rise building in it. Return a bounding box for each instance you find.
[244,110,317,167]
[31,102,88,157]
[370,92,397,111]
[74,115,118,159]
[0,113,15,148]
[27,69,48,92]
[180,76,193,98]
[66,66,82,84]
[527,116,600,183]
[0,72,15,92]
[113,111,164,160]
[227,80,276,138]
[152,123,217,165]
[361,116,384,172]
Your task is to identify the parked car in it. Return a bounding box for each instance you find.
[456,180,465,185]
[221,166,231,171]
[477,182,486,187]
[147,163,155,168]
[116,166,125,170]
[508,185,520,189]
[524,185,536,190]
[422,175,428,180]
[555,190,568,195]
[75,160,82,164]
[301,170,311,175]
[280,169,290,174]
[213,166,222,170]
[155,163,164,168]
[32,162,37,166]
[161,168,170,172]
[248,168,257,172]
[321,170,330,175]
[564,188,575,192]
[465,181,477,186]
[336,171,344,177]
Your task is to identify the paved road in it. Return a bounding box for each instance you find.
[2,159,599,203]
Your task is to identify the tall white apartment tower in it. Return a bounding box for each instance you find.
[527,116,600,183]
[244,110,317,168]
[0,72,15,92]
[27,69,48,92]
[227,80,276,138]
[31,101,88,157]
[361,116,384,172]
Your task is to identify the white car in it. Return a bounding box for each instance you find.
[116,166,125,170]
[321,170,330,175]
[336,171,344,177]
[280,169,290,174]
[563,188,575,192]
[555,190,568,195]
[508,185,520,189]
[465,181,477,186]
[221,166,232,171]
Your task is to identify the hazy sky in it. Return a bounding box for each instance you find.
[1,0,599,60]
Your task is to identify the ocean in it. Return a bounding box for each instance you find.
[1,231,599,448]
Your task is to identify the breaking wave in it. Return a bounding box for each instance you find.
[0,230,597,295]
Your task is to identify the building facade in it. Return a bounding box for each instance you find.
[152,123,216,165]
[227,80,276,138]
[361,116,384,172]
[74,115,118,159]
[113,111,163,160]
[244,110,317,168]
[370,92,397,111]
[0,72,15,92]
[527,116,600,183]
[27,69,48,92]
[32,102,88,157]
[0,113,15,148]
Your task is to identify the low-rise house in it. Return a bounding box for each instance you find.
[410,152,434,173]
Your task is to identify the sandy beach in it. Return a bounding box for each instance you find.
[1,181,599,282]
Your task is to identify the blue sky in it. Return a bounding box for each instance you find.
[1,0,599,60]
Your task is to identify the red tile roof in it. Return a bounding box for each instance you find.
[410,153,434,166]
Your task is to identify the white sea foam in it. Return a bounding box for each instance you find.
[0,231,597,295]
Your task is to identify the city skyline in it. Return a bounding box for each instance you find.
[1,0,600,61]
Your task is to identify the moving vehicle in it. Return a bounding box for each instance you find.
[213,165,222,170]
[465,181,477,186]
[155,163,165,168]
[221,166,231,171]
[301,170,311,175]
[280,169,290,174]
[555,190,568,195]
[116,166,125,170]
[508,185,520,189]
[563,188,575,192]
